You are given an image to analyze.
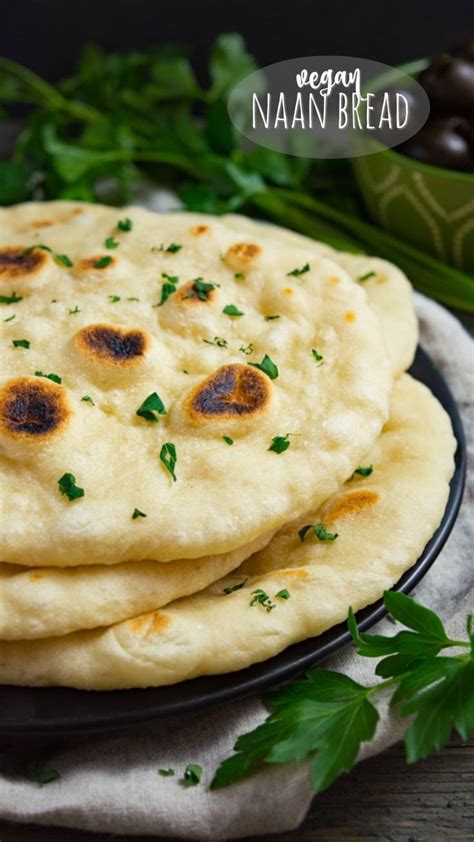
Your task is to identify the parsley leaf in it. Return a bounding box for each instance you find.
[353,465,373,477]
[105,236,119,249]
[223,304,244,317]
[35,371,62,384]
[265,314,280,321]
[234,272,246,280]
[58,472,84,501]
[157,242,182,254]
[132,508,147,519]
[158,768,175,777]
[358,271,376,282]
[23,245,73,267]
[268,434,291,454]
[117,217,133,232]
[0,291,22,304]
[184,279,215,301]
[250,589,275,613]
[160,442,177,482]
[249,354,278,380]
[203,336,228,347]
[81,395,95,405]
[3,314,15,322]
[136,392,167,422]
[239,342,253,356]
[68,305,80,315]
[95,256,112,268]
[28,761,61,787]
[223,578,248,594]
[298,523,338,542]
[275,589,290,600]
[12,338,30,348]
[157,273,179,306]
[287,262,310,278]
[108,294,121,302]
[312,349,324,363]
[223,435,234,445]
[183,764,202,787]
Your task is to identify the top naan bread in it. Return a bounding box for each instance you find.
[220,214,418,377]
[0,202,391,566]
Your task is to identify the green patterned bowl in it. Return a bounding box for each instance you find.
[352,59,474,272]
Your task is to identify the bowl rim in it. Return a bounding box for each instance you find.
[375,57,474,183]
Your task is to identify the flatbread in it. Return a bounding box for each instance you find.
[220,213,418,377]
[0,201,391,566]
[0,375,455,689]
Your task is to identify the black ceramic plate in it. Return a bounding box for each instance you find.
[0,347,466,738]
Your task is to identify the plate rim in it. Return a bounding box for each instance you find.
[1,345,467,738]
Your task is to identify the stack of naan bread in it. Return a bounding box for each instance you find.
[0,203,455,690]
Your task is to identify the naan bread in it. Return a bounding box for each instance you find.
[0,532,273,640]
[220,214,418,377]
[0,375,455,689]
[0,202,391,566]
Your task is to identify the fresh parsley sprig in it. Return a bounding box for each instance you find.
[211,592,473,792]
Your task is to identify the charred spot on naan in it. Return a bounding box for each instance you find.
[30,220,55,229]
[176,279,217,305]
[325,489,379,523]
[190,224,211,236]
[74,324,150,367]
[126,611,171,638]
[0,377,71,440]
[223,242,262,272]
[0,246,49,280]
[185,364,271,422]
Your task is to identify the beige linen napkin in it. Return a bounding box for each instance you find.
[0,294,472,840]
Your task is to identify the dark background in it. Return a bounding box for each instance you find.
[1,0,473,79]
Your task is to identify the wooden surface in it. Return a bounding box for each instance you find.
[0,734,472,841]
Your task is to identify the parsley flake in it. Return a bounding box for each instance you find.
[55,253,73,267]
[3,314,15,322]
[35,371,62,384]
[358,271,376,282]
[223,578,248,594]
[265,314,280,321]
[203,336,228,347]
[183,764,202,787]
[354,465,374,477]
[268,434,291,454]
[0,291,22,304]
[108,294,121,302]
[239,342,253,356]
[157,242,182,254]
[312,349,324,363]
[223,304,244,317]
[223,436,234,446]
[81,395,95,405]
[160,442,177,482]
[234,272,246,280]
[157,273,180,306]
[28,762,60,787]
[158,768,175,777]
[275,589,290,600]
[58,472,84,501]
[136,392,166,422]
[132,508,147,520]
[117,217,133,232]
[105,236,119,249]
[68,305,80,315]
[298,523,338,542]
[250,589,276,613]
[12,338,29,348]
[184,279,215,301]
[287,262,310,278]
[95,256,112,269]
[249,354,278,380]
[23,245,73,267]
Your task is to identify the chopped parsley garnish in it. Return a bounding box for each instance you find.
[268,434,291,454]
[23,245,73,267]
[12,338,30,348]
[298,523,338,542]
[35,371,61,384]
[265,314,280,321]
[108,294,121,302]
[312,349,324,363]
[81,395,95,405]
[239,342,253,356]
[183,764,202,787]
[250,589,275,613]
[203,336,228,347]
[58,472,84,501]
[223,436,234,446]
[358,271,376,282]
[158,768,175,777]
[105,236,119,249]
[132,508,147,519]
[234,272,246,280]
[275,589,290,600]
[353,465,374,477]
[95,256,112,269]
[287,262,310,278]
[28,762,60,787]
[223,304,244,317]
[55,253,73,267]
[160,442,177,482]
[127,296,140,302]
[136,392,166,422]
[157,272,180,306]
[223,578,247,594]
[117,217,133,232]
[184,278,215,301]
[0,291,22,304]
[4,314,15,322]
[68,305,80,315]
[249,354,278,380]
[157,242,182,254]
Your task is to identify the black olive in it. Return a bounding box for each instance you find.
[452,36,474,63]
[418,56,474,116]
[399,118,473,171]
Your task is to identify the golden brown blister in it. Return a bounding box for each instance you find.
[185,364,272,422]
[74,324,150,368]
[0,246,49,281]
